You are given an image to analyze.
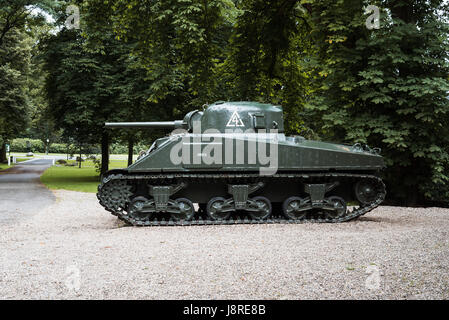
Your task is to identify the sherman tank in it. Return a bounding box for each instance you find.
[97,101,386,226]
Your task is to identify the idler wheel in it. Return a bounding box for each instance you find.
[355,180,379,205]
[172,198,195,221]
[249,196,272,220]
[128,196,153,221]
[206,197,230,221]
[282,196,308,220]
[322,196,347,220]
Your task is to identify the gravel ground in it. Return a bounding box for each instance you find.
[0,190,448,300]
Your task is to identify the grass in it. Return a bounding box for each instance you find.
[0,163,12,171]
[0,156,35,171]
[16,157,34,163]
[0,157,31,170]
[40,159,128,193]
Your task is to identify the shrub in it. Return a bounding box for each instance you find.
[65,162,77,167]
[48,143,68,153]
[93,156,101,173]
[11,138,45,153]
[11,138,70,154]
[110,141,150,154]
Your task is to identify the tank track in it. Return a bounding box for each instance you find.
[97,172,386,226]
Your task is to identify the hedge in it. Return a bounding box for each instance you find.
[10,138,149,154]
[11,139,45,153]
[10,139,68,153]
[110,142,149,154]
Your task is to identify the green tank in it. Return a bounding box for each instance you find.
[97,101,386,226]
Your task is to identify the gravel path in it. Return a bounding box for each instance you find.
[0,190,448,299]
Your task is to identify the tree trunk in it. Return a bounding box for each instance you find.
[127,136,134,167]
[406,189,418,207]
[0,143,6,163]
[101,131,109,175]
[79,144,82,168]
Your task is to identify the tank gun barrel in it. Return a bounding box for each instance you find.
[105,120,185,129]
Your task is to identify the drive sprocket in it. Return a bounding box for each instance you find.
[98,177,133,215]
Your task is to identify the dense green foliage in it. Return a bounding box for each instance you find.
[9,137,147,154]
[0,28,31,148]
[303,0,449,204]
[10,138,65,153]
[1,0,448,205]
[0,0,57,160]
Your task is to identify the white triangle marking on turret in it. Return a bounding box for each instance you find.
[226,111,245,127]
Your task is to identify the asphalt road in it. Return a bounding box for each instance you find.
[0,159,55,225]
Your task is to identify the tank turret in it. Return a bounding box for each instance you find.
[97,101,386,226]
[104,101,284,133]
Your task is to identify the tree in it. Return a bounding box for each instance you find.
[25,23,61,151]
[42,2,158,173]
[0,28,32,161]
[0,0,54,46]
[0,0,56,162]
[96,0,237,112]
[303,0,449,205]
[42,27,114,172]
[221,0,313,136]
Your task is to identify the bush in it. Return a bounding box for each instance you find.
[11,138,69,153]
[11,138,45,153]
[48,143,68,153]
[11,138,149,156]
[65,162,77,167]
[10,138,100,155]
[93,156,101,173]
[110,141,149,154]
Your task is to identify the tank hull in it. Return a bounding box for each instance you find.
[127,134,384,173]
[97,135,385,226]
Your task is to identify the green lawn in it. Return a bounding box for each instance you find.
[0,157,36,171]
[16,157,34,163]
[40,159,128,193]
[0,163,12,171]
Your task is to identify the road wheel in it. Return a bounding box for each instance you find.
[206,197,230,220]
[249,196,272,220]
[283,196,308,220]
[323,196,347,220]
[172,198,195,221]
[128,196,153,221]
